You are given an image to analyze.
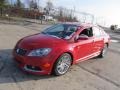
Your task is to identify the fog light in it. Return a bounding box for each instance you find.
[26,65,42,71]
[44,63,50,68]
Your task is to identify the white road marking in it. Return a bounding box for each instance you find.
[110,40,119,43]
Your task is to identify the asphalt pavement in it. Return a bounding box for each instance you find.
[0,23,120,90]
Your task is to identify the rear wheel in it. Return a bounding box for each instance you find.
[53,53,72,76]
[98,44,108,58]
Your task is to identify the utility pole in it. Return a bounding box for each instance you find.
[10,0,12,5]
[91,15,94,24]
[38,0,39,9]
[73,6,75,18]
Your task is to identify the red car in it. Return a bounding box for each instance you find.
[13,23,110,76]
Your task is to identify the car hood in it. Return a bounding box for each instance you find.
[17,34,66,49]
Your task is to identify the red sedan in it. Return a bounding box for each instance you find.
[13,23,110,76]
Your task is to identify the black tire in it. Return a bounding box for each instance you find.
[53,53,72,76]
[98,44,108,58]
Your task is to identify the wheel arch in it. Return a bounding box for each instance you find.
[51,51,74,75]
[105,42,109,47]
[54,51,74,66]
[64,52,74,65]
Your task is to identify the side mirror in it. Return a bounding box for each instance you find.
[75,34,89,42]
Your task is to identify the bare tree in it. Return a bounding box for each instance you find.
[58,7,63,17]
[29,0,38,10]
[44,1,54,15]
[14,0,23,8]
[0,0,8,16]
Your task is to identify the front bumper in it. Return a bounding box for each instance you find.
[13,52,54,75]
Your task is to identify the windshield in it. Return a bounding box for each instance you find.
[41,24,77,39]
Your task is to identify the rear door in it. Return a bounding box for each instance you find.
[92,26,104,53]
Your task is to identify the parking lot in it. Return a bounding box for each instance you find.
[0,22,120,90]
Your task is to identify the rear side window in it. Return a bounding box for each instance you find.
[92,27,101,37]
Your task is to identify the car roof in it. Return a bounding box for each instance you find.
[59,22,95,28]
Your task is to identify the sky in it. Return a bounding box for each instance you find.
[10,0,120,26]
[51,0,120,26]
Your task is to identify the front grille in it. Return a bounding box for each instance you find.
[15,48,27,56]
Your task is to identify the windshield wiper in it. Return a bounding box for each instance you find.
[41,32,48,34]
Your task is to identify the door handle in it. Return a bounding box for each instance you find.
[77,46,80,49]
[93,39,95,42]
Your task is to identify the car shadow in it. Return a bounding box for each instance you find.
[0,49,58,84]
[0,49,103,84]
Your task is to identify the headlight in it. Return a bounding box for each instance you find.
[28,48,52,57]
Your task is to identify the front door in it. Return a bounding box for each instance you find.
[74,27,94,62]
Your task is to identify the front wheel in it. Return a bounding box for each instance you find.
[53,53,72,76]
[98,44,108,58]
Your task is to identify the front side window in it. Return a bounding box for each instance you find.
[79,27,93,37]
[42,24,77,39]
